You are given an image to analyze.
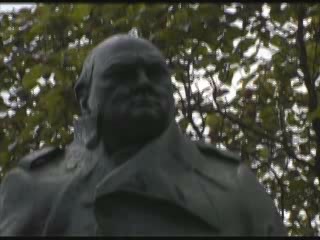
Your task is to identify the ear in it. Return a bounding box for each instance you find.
[74,76,90,114]
[74,53,95,114]
[79,90,90,114]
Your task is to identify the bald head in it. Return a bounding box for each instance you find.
[93,34,165,62]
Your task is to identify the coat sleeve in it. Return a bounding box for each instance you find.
[0,168,49,236]
[237,163,287,236]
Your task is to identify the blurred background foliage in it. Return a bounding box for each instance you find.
[0,3,319,236]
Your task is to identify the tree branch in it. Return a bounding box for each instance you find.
[297,6,320,176]
[179,61,203,139]
[207,72,316,170]
[194,82,206,136]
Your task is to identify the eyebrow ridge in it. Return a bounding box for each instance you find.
[102,54,168,74]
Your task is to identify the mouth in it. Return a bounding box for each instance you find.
[131,94,157,107]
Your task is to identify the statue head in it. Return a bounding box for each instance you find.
[74,34,175,153]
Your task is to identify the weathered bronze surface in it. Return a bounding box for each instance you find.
[0,34,287,236]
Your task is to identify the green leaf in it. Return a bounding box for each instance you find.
[22,65,50,90]
[178,118,189,131]
[307,107,320,122]
[70,4,91,22]
[259,148,269,159]
[260,105,277,130]
[205,113,223,129]
[0,151,9,166]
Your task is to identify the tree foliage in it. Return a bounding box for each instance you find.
[0,3,319,236]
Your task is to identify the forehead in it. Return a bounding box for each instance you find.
[93,38,166,70]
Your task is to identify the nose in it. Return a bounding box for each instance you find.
[137,68,150,86]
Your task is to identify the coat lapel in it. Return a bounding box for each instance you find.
[94,122,173,199]
[151,125,223,233]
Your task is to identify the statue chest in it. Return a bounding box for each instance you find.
[94,190,217,236]
[43,145,245,236]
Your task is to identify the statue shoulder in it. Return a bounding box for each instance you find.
[18,145,65,170]
[195,140,241,164]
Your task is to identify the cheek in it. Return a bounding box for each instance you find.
[92,85,121,109]
[159,87,174,105]
[87,90,100,112]
[99,93,128,117]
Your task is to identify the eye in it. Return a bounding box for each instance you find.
[107,65,137,81]
[146,63,168,80]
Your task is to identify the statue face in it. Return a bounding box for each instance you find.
[87,36,174,142]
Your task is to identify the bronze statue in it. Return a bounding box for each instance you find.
[0,34,287,236]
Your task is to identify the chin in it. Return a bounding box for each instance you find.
[130,111,168,136]
[131,113,161,129]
